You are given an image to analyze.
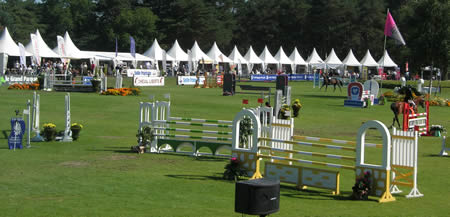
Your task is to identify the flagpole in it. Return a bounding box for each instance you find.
[381,8,389,89]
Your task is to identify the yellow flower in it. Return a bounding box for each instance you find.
[43,123,56,128]
[71,123,83,129]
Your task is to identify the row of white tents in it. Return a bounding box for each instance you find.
[0,27,398,74]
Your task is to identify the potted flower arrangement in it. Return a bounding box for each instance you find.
[351,171,372,200]
[429,125,446,137]
[291,99,302,117]
[70,123,83,141]
[133,126,155,153]
[223,157,247,181]
[278,104,291,119]
[42,123,57,141]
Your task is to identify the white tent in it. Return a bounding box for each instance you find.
[25,29,60,58]
[82,51,152,62]
[342,49,361,67]
[244,46,262,73]
[324,48,343,69]
[228,45,247,64]
[289,47,307,73]
[55,32,92,59]
[190,41,212,62]
[0,27,30,56]
[274,46,292,71]
[360,50,379,67]
[259,46,278,72]
[228,45,247,74]
[167,39,188,62]
[143,39,174,61]
[378,50,398,68]
[206,42,232,63]
[306,48,325,69]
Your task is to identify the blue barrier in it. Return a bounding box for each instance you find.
[250,74,317,81]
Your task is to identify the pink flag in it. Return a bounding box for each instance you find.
[384,12,406,45]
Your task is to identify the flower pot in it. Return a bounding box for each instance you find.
[71,127,81,141]
[43,128,56,141]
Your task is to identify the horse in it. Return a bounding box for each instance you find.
[390,96,425,129]
[320,73,343,92]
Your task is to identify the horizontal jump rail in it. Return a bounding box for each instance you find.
[155,134,231,141]
[408,113,427,118]
[154,127,232,135]
[258,154,355,170]
[259,137,356,151]
[155,120,232,128]
[169,117,232,124]
[292,135,383,148]
[258,146,356,161]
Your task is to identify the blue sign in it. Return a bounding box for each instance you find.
[250,74,317,81]
[83,76,93,85]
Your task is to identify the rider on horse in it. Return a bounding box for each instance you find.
[404,86,416,113]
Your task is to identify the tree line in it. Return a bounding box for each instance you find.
[0,0,448,77]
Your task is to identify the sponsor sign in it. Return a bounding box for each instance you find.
[250,74,316,81]
[177,76,205,85]
[83,76,93,85]
[133,76,165,86]
[126,69,159,77]
[347,82,363,101]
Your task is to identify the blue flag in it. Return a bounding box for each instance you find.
[130,36,136,58]
[115,37,118,57]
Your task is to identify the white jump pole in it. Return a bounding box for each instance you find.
[62,93,73,142]
[31,91,44,142]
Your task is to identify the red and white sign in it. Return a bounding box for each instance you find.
[133,76,165,86]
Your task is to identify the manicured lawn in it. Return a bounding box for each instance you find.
[0,77,449,216]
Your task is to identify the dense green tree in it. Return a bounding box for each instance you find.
[400,0,449,78]
[0,0,43,44]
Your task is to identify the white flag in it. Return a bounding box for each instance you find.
[18,43,26,67]
[30,34,41,66]
[57,35,68,63]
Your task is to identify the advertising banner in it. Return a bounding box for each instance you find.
[126,69,159,77]
[177,76,205,85]
[133,76,165,86]
[250,74,316,81]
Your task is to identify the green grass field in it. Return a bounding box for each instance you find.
[0,77,449,217]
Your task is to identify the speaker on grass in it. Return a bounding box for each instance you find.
[276,75,288,95]
[223,73,236,95]
[235,178,280,216]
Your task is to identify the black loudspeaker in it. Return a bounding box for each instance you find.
[235,179,280,216]
[223,73,236,96]
[276,75,288,95]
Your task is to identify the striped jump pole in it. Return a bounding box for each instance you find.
[292,135,383,148]
[259,137,356,151]
[153,127,232,135]
[169,117,232,124]
[156,120,232,128]
[259,154,356,170]
[155,134,231,141]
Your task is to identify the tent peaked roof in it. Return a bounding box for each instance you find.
[228,45,247,64]
[25,29,60,58]
[360,50,379,67]
[0,27,28,56]
[324,48,343,67]
[189,41,212,61]
[289,47,307,66]
[274,46,292,65]
[167,39,188,61]
[244,46,262,64]
[259,46,278,64]
[342,49,361,67]
[306,48,324,67]
[206,42,232,63]
[63,31,91,59]
[378,50,398,67]
[144,39,173,61]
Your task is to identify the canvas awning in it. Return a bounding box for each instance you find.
[378,50,398,68]
[167,39,188,62]
[360,50,379,67]
[25,29,60,58]
[143,39,174,61]
[306,48,325,69]
[342,49,361,67]
[324,48,343,68]
[206,42,233,63]
[0,27,31,56]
